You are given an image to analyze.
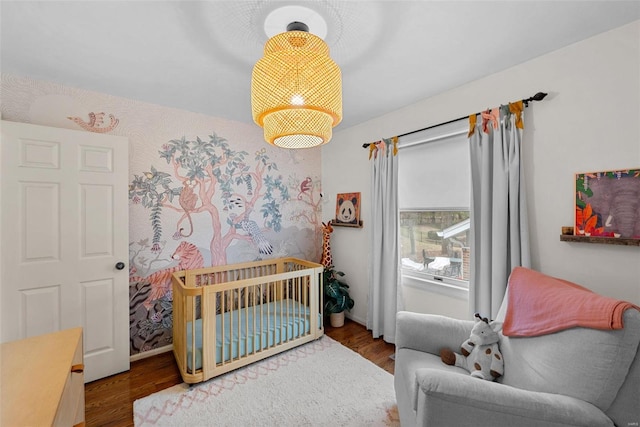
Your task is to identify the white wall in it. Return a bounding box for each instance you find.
[402,282,468,319]
[322,20,640,325]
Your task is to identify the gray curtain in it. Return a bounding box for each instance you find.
[469,104,531,319]
[367,137,401,343]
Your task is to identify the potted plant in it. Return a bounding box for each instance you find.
[323,266,354,327]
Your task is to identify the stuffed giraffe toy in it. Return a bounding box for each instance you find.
[320,221,334,269]
[440,313,504,381]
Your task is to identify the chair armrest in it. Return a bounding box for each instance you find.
[414,369,613,427]
[395,311,474,355]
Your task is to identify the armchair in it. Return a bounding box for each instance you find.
[394,272,640,427]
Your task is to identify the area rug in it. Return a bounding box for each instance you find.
[134,336,399,426]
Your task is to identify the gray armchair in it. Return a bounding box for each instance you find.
[394,291,640,426]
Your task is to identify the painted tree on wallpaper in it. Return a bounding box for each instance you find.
[129,132,289,267]
[128,132,290,353]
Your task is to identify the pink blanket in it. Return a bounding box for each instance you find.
[502,267,639,337]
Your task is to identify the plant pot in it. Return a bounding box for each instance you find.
[330,311,345,328]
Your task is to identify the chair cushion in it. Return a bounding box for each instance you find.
[497,308,640,411]
[395,348,468,412]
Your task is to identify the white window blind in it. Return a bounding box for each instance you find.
[398,120,470,210]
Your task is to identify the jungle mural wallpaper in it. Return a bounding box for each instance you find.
[1,74,323,356]
[127,133,323,354]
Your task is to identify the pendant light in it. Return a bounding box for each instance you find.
[251,21,342,149]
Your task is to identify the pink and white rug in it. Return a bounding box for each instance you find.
[134,336,399,426]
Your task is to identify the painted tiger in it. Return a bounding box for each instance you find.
[129,241,204,309]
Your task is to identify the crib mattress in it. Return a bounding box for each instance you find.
[185,299,319,371]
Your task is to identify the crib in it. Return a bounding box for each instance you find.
[172,257,324,384]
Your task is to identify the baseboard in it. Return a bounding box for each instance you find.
[130,344,173,362]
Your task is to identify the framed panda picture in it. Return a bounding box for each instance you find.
[334,192,362,227]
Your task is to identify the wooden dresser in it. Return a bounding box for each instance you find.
[1,327,85,426]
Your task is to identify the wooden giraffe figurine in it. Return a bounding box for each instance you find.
[320,221,334,268]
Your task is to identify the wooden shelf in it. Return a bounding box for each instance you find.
[330,220,363,228]
[560,235,640,246]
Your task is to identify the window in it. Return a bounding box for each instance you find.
[398,120,470,290]
[400,210,469,281]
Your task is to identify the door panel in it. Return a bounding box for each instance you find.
[80,184,113,257]
[20,285,61,337]
[82,278,114,352]
[1,120,130,382]
[19,138,60,169]
[21,182,60,262]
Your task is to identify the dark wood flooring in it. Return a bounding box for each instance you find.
[84,319,395,426]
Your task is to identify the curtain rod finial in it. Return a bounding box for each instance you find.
[532,92,547,101]
[524,92,547,107]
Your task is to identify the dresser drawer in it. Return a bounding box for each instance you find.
[53,334,85,426]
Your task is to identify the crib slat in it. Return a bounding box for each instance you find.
[258,281,262,349]
[287,276,292,338]
[199,288,211,379]
[227,289,233,365]
[278,278,283,343]
[252,285,256,355]
[266,281,271,350]
[244,284,248,359]
[297,276,303,337]
[190,293,196,378]
[235,288,240,362]
[220,288,225,367]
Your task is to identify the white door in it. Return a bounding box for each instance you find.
[1,120,130,382]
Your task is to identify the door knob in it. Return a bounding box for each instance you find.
[115,262,126,270]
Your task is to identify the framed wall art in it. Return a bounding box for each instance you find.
[575,168,640,239]
[333,192,362,227]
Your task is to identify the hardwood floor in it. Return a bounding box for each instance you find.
[84,319,395,426]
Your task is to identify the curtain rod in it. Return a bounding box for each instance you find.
[361,91,547,149]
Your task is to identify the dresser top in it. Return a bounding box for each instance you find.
[1,327,83,426]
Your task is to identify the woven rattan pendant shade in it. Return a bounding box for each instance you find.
[251,29,342,148]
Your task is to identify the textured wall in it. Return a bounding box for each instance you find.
[1,74,323,355]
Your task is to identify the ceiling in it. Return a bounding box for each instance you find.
[2,1,639,131]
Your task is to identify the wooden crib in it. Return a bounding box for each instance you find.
[172,257,324,384]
